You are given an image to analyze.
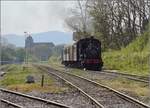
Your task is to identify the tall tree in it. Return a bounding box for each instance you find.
[65,0,150,49]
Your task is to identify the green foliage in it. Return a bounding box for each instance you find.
[103,29,150,76]
[1,46,16,62]
[33,44,53,58]
[27,54,40,63]
[15,48,26,62]
[121,30,150,53]
[0,65,27,86]
[1,44,25,64]
[52,44,64,56]
[49,56,61,65]
[0,65,69,93]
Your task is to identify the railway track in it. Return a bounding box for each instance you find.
[60,66,149,83]
[1,98,23,108]
[36,66,104,108]
[0,88,70,108]
[37,64,150,108]
[100,70,149,83]
[45,64,149,83]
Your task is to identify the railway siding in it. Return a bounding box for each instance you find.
[36,66,104,108]
[47,64,150,105]
[38,64,150,108]
[101,70,149,83]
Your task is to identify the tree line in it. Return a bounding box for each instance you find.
[1,42,25,64]
[0,38,64,64]
[65,0,150,50]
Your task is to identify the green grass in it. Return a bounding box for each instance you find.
[49,56,62,66]
[0,64,69,93]
[96,77,149,98]
[0,65,35,86]
[103,29,150,76]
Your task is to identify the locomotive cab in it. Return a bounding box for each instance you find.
[77,37,103,70]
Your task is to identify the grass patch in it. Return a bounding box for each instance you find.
[49,56,62,66]
[96,77,150,104]
[0,64,69,93]
[0,65,35,86]
[69,69,87,76]
[96,78,149,97]
[103,30,150,76]
[103,51,149,76]
[7,83,68,93]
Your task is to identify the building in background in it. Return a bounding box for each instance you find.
[25,35,54,61]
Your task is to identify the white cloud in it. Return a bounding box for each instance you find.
[1,1,77,35]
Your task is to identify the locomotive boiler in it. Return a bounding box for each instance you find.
[62,37,103,70]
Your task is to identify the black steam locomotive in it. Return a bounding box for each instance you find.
[62,37,103,70]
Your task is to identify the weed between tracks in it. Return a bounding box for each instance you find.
[96,78,150,104]
[0,64,69,93]
[96,78,149,96]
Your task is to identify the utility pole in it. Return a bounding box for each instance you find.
[0,27,2,69]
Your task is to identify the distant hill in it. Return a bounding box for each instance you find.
[2,31,73,47]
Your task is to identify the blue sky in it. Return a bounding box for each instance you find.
[1,1,77,35]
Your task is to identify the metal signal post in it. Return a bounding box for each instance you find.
[24,32,29,65]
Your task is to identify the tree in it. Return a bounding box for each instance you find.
[65,0,150,50]
[15,48,25,62]
[89,0,149,49]
[1,45,16,64]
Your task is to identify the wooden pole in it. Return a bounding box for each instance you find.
[41,75,44,87]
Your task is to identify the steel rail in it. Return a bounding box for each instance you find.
[37,65,105,108]
[101,70,149,83]
[0,88,70,108]
[39,65,150,108]
[36,63,149,83]
[66,73,150,108]
[1,98,24,108]
[102,70,149,79]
